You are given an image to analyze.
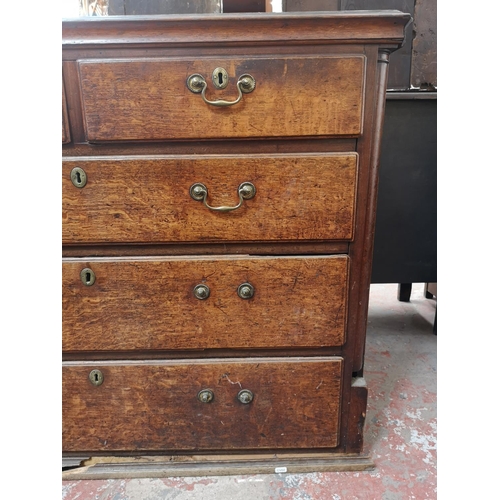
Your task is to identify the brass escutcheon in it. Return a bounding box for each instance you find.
[80,268,96,286]
[70,167,87,188]
[89,369,104,386]
[212,67,229,89]
[237,389,254,404]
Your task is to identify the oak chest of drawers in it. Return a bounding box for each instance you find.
[62,11,410,475]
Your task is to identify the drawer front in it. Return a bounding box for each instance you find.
[62,154,358,244]
[63,255,348,352]
[78,56,365,142]
[63,358,343,452]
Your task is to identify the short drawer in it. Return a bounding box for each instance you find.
[62,357,343,452]
[78,55,365,142]
[62,153,358,244]
[63,255,348,352]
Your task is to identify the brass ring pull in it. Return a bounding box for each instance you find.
[190,182,256,212]
[186,73,256,107]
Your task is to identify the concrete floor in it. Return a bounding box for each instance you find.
[62,283,437,499]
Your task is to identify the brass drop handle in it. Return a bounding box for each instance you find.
[190,182,256,212]
[186,73,256,107]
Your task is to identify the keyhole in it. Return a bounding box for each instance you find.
[70,167,87,188]
[80,268,95,286]
[212,67,228,89]
[89,369,103,386]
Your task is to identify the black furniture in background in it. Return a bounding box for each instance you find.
[371,93,437,300]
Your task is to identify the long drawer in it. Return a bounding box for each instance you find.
[78,56,365,142]
[62,357,343,452]
[62,255,348,352]
[62,153,358,244]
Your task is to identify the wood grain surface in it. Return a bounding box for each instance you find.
[62,255,349,352]
[62,12,411,49]
[62,357,343,452]
[78,56,365,141]
[62,79,71,144]
[62,154,358,244]
[61,242,350,259]
[61,11,411,461]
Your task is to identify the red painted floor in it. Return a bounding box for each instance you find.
[62,283,437,499]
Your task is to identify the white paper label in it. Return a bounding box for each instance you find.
[275,467,287,474]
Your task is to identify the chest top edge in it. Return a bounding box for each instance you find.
[62,11,411,50]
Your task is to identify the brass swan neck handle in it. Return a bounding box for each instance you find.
[187,73,256,107]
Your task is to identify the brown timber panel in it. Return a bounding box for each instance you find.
[62,79,71,144]
[62,13,412,48]
[62,358,343,451]
[345,379,368,453]
[78,56,365,141]
[62,154,358,244]
[411,0,437,89]
[62,255,348,352]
